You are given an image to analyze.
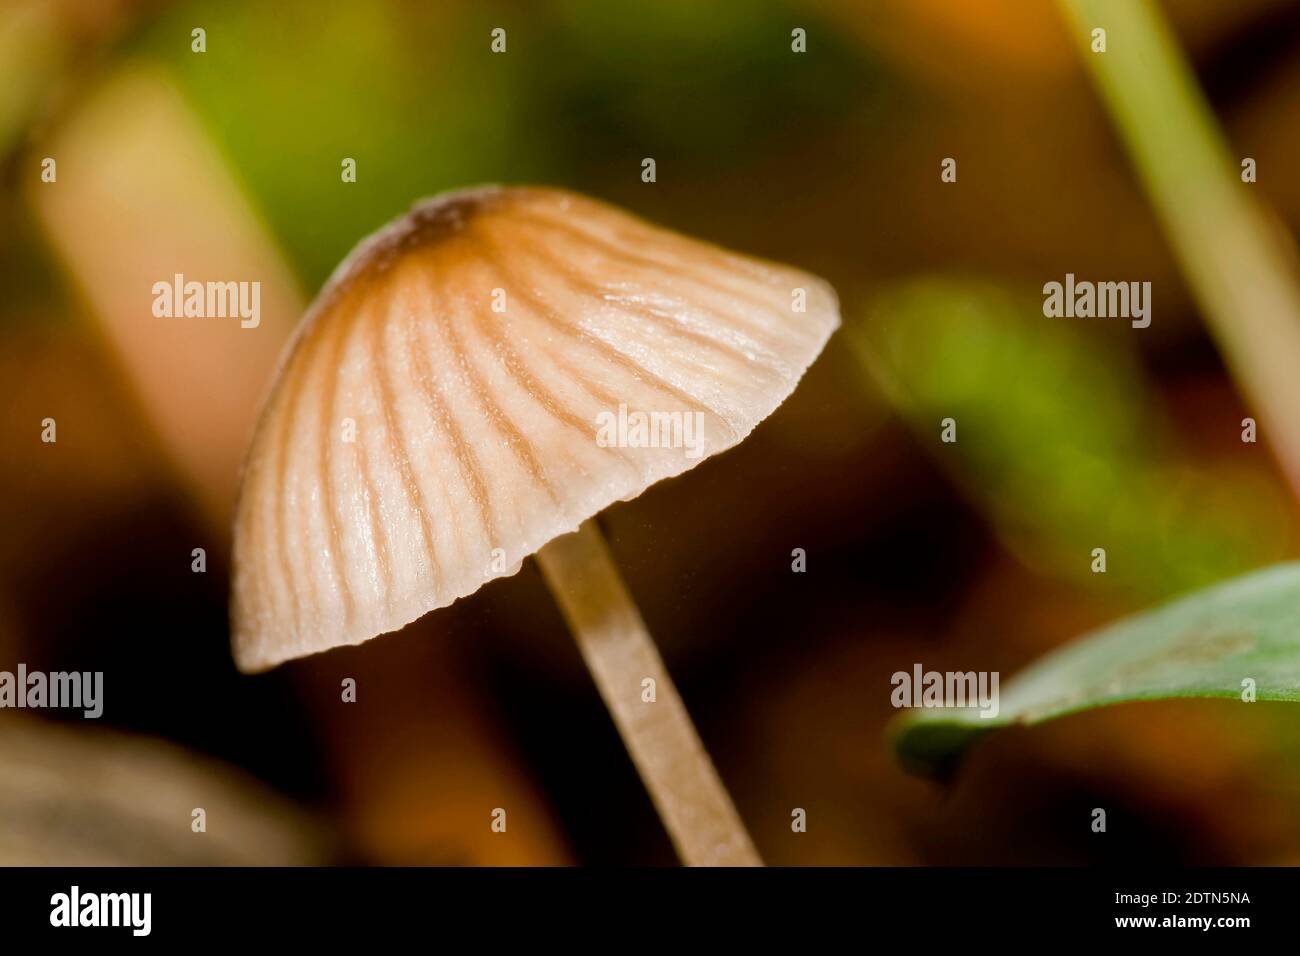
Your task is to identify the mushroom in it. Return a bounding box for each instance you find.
[231,185,839,865]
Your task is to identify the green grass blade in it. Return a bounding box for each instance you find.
[1057,0,1300,498]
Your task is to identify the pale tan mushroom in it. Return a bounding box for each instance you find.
[231,185,839,865]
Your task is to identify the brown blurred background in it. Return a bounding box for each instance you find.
[5,0,1300,865]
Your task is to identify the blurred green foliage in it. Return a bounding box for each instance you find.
[139,1,527,290]
[136,0,877,292]
[851,278,1293,599]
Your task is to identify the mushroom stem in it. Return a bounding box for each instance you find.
[536,519,761,867]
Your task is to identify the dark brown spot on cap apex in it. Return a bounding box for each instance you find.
[305,185,518,322]
[352,186,508,276]
[405,185,509,238]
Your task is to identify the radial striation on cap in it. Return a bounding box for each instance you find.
[232,186,840,672]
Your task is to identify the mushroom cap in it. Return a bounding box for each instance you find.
[232,186,839,672]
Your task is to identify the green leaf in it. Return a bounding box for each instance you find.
[892,562,1300,779]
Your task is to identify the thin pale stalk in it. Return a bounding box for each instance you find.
[536,520,761,866]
